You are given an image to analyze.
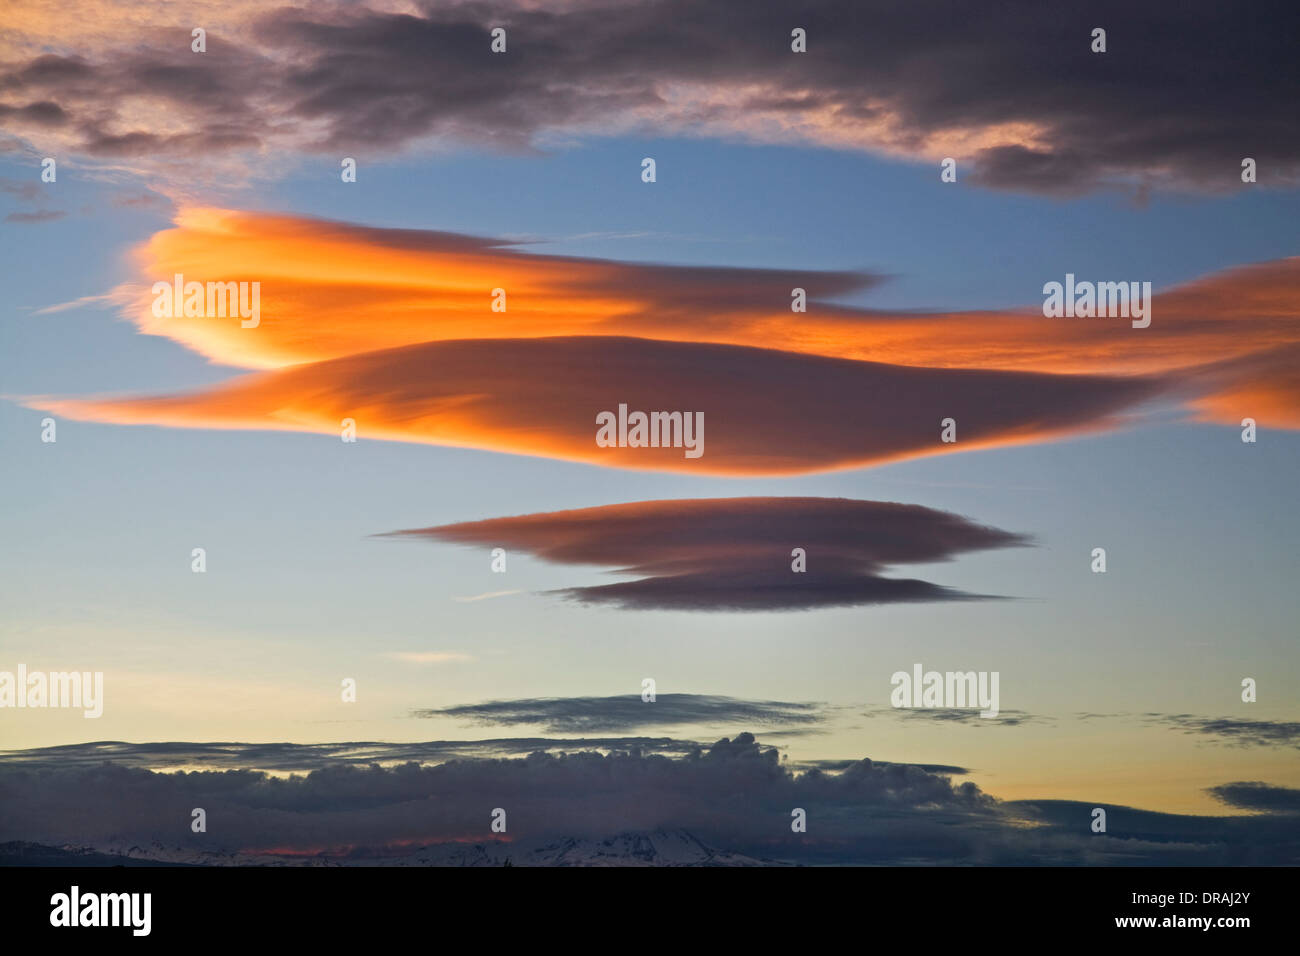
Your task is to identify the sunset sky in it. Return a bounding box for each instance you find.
[0,0,1297,863]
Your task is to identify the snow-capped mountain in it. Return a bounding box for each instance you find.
[0,830,789,867]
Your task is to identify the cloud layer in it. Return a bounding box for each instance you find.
[416,693,824,734]
[1,734,1296,865]
[382,496,1029,610]
[4,1,1297,194]
[868,707,1049,727]
[34,335,1164,475]
[1207,782,1300,813]
[66,208,1300,401]
[24,209,1299,476]
[1148,715,1300,750]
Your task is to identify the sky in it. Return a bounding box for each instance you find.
[0,0,1297,864]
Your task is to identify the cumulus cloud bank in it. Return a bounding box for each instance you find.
[1,733,1296,865]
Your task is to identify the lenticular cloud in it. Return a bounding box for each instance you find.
[379,496,1031,610]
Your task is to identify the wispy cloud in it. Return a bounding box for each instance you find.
[0,176,41,201]
[452,590,523,603]
[416,693,825,733]
[30,291,131,315]
[1146,714,1300,749]
[5,209,65,223]
[867,707,1051,727]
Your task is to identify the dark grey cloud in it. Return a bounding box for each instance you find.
[0,44,267,159]
[0,737,705,773]
[1,733,1295,865]
[748,728,829,739]
[1002,798,1299,864]
[0,733,994,864]
[3,1,1295,194]
[1146,714,1300,749]
[558,570,990,612]
[383,496,1033,611]
[416,693,824,734]
[1207,782,1300,814]
[795,759,971,775]
[0,100,68,126]
[872,707,1050,727]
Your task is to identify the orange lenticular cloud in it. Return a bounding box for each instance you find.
[116,208,1300,430]
[29,336,1163,476]
[24,209,1298,473]
[123,206,876,369]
